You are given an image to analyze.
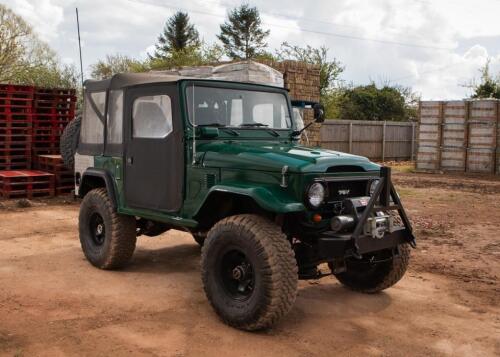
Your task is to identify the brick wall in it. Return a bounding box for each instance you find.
[260,60,322,146]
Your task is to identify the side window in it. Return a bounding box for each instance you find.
[80,91,105,144]
[132,95,172,139]
[107,90,123,144]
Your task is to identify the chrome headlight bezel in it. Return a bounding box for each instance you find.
[306,182,326,208]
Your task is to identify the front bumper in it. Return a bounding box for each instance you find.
[317,227,414,259]
[317,166,416,259]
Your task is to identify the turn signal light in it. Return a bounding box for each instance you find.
[312,214,322,223]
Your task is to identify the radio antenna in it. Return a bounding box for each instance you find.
[76,8,84,90]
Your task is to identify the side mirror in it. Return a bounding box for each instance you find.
[313,103,325,123]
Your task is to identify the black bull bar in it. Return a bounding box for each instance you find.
[317,167,417,259]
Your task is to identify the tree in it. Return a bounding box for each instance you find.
[0,4,77,88]
[276,42,344,96]
[469,60,500,99]
[217,5,270,60]
[90,54,147,80]
[335,83,417,122]
[153,11,200,60]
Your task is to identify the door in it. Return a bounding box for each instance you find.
[124,84,184,212]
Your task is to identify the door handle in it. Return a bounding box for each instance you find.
[127,156,133,165]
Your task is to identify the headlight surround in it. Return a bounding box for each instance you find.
[307,182,326,208]
[368,179,380,196]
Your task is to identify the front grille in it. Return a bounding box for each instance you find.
[326,180,368,203]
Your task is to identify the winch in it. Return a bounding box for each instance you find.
[330,196,394,239]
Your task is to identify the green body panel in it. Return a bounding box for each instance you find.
[87,80,381,229]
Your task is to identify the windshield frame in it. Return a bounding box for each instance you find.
[181,80,294,132]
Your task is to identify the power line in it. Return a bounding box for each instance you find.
[125,0,453,51]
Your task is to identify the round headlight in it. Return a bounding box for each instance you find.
[307,183,325,208]
[368,179,380,196]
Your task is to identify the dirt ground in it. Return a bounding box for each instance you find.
[0,171,499,357]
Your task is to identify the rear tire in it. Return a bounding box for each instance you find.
[60,116,81,168]
[201,214,298,331]
[79,188,136,269]
[332,244,411,293]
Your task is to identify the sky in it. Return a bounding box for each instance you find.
[3,0,500,99]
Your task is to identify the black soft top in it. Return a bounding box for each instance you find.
[84,72,190,92]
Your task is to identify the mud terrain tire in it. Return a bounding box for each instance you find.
[60,116,81,168]
[333,244,411,293]
[201,214,298,331]
[79,188,136,269]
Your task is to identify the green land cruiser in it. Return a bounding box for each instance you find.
[61,73,416,331]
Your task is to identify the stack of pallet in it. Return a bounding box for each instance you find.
[0,84,34,170]
[32,88,76,155]
[33,154,74,195]
[0,170,54,199]
[0,84,76,199]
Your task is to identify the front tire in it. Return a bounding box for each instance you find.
[201,214,298,331]
[79,188,136,269]
[332,244,411,293]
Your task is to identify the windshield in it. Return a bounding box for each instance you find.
[186,85,291,129]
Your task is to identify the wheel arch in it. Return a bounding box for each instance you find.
[79,168,118,209]
[193,186,305,231]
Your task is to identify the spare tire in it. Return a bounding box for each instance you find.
[60,116,81,168]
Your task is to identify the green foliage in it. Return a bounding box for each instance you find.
[90,54,148,80]
[326,83,418,121]
[217,5,270,60]
[148,43,224,71]
[90,43,224,80]
[276,42,344,96]
[470,61,500,99]
[0,4,77,88]
[153,11,200,60]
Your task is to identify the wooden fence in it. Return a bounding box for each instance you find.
[417,100,500,174]
[320,119,417,161]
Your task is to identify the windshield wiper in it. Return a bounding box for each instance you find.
[198,123,225,127]
[240,123,269,127]
[197,123,239,136]
[240,123,280,137]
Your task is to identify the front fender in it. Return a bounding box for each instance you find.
[200,183,305,214]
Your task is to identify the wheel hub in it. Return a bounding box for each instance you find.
[232,264,247,280]
[89,212,105,246]
[219,250,255,300]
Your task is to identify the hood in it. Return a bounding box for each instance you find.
[199,141,380,173]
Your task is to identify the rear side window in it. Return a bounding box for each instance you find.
[132,95,173,138]
[80,91,105,145]
[107,90,123,144]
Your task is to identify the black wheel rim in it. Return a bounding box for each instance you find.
[219,249,255,301]
[89,212,105,246]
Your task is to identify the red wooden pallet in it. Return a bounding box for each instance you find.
[32,147,59,155]
[0,106,33,114]
[35,88,75,96]
[0,113,32,122]
[0,127,31,135]
[0,170,55,199]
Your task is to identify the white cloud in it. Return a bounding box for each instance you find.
[1,0,499,99]
[8,0,64,41]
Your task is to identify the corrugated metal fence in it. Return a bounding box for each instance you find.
[320,119,417,161]
[417,100,499,174]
